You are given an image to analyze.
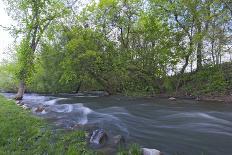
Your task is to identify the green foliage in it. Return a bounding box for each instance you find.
[2,0,70,96]
[179,65,228,95]
[1,0,231,96]
[117,143,141,155]
[0,95,92,154]
[15,38,34,82]
[28,42,69,93]
[0,63,18,92]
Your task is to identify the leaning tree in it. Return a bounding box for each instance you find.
[3,0,69,100]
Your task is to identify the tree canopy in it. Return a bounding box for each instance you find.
[0,0,231,96]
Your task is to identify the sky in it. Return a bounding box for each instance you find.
[0,0,14,63]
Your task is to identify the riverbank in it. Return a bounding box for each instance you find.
[125,62,232,104]
[1,62,231,104]
[150,93,232,104]
[0,95,146,155]
[0,95,92,154]
[2,93,232,154]
[122,89,232,104]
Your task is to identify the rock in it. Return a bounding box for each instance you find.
[169,97,176,101]
[22,104,30,110]
[41,110,47,114]
[90,129,108,145]
[16,100,24,106]
[112,135,125,146]
[142,148,162,155]
[195,96,200,101]
[35,106,45,113]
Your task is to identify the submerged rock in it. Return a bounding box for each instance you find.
[34,105,45,113]
[112,135,125,146]
[90,129,108,145]
[142,148,162,155]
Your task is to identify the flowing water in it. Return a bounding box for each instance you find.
[2,93,232,155]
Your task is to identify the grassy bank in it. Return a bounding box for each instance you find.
[123,62,232,103]
[0,95,92,154]
[176,62,232,96]
[167,62,232,103]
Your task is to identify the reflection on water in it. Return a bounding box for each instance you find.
[2,93,232,155]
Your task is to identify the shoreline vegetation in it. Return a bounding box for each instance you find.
[0,95,92,154]
[1,62,232,104]
[2,91,231,104]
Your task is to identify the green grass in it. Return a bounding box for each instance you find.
[117,143,141,155]
[0,95,94,155]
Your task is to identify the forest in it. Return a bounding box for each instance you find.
[0,0,232,155]
[0,0,231,99]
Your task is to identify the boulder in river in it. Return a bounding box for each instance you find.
[34,105,45,113]
[90,129,108,145]
[142,148,162,155]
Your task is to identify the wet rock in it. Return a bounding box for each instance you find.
[142,148,162,155]
[196,96,200,101]
[90,129,108,145]
[41,109,47,114]
[112,135,125,146]
[35,105,45,113]
[22,104,30,110]
[168,97,176,101]
[16,100,24,106]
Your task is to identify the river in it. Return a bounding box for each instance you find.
[2,93,232,155]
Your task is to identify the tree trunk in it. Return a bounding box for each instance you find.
[196,23,203,71]
[15,81,25,100]
[176,40,193,92]
[180,55,190,74]
[211,40,215,65]
[75,81,82,93]
[197,41,203,70]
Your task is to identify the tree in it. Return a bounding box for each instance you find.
[3,0,69,99]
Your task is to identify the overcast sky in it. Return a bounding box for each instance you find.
[0,0,14,63]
